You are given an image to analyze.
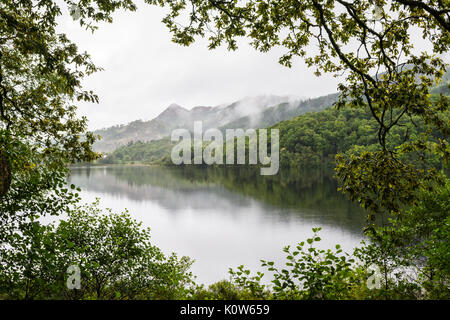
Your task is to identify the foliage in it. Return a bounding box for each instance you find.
[99,138,175,164]
[226,220,449,300]
[421,215,450,299]
[0,200,194,300]
[190,280,256,300]
[102,96,447,169]
[146,3,450,279]
[335,151,442,232]
[229,228,363,300]
[362,180,450,299]
[0,0,144,285]
[0,0,144,300]
[276,101,447,170]
[0,139,82,244]
[0,0,130,167]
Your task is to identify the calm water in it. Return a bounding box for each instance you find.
[68,165,366,284]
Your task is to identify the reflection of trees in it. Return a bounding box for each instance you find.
[171,166,365,216]
[68,166,250,212]
[68,166,366,234]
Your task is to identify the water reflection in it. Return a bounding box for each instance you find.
[68,165,367,284]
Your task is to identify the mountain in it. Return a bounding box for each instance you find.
[92,95,292,153]
[92,119,169,153]
[94,68,449,162]
[98,90,447,166]
[97,93,340,164]
[219,93,339,131]
[99,137,174,164]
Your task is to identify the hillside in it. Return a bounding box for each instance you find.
[99,137,174,164]
[220,93,339,130]
[101,101,445,167]
[97,78,448,166]
[93,95,293,153]
[271,95,447,169]
[96,93,340,162]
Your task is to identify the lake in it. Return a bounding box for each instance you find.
[68,165,367,284]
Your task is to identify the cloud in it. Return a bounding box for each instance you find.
[57,2,340,130]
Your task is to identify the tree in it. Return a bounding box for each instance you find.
[0,201,194,300]
[0,1,146,297]
[0,0,143,175]
[0,0,143,253]
[1,0,448,300]
[145,0,449,227]
[145,2,449,296]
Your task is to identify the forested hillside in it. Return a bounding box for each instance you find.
[93,95,292,152]
[97,93,338,164]
[95,69,449,164]
[100,93,447,168]
[219,93,339,130]
[275,99,446,169]
[99,138,174,164]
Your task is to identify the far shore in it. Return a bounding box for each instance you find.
[69,163,160,169]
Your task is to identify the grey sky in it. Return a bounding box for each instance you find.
[58,3,340,131]
[57,2,447,131]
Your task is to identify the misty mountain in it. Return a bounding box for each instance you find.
[219,93,339,131]
[93,95,294,153]
[96,92,341,164]
[93,66,448,154]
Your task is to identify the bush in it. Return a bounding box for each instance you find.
[0,200,194,300]
[228,228,367,300]
[190,280,251,300]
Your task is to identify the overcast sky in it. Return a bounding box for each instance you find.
[57,3,341,131]
[57,2,447,131]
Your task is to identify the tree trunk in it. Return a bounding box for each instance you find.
[0,148,11,196]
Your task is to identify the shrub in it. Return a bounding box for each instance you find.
[0,200,194,300]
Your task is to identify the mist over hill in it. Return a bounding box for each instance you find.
[95,92,340,164]
[92,69,448,158]
[93,95,302,153]
[219,93,339,131]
